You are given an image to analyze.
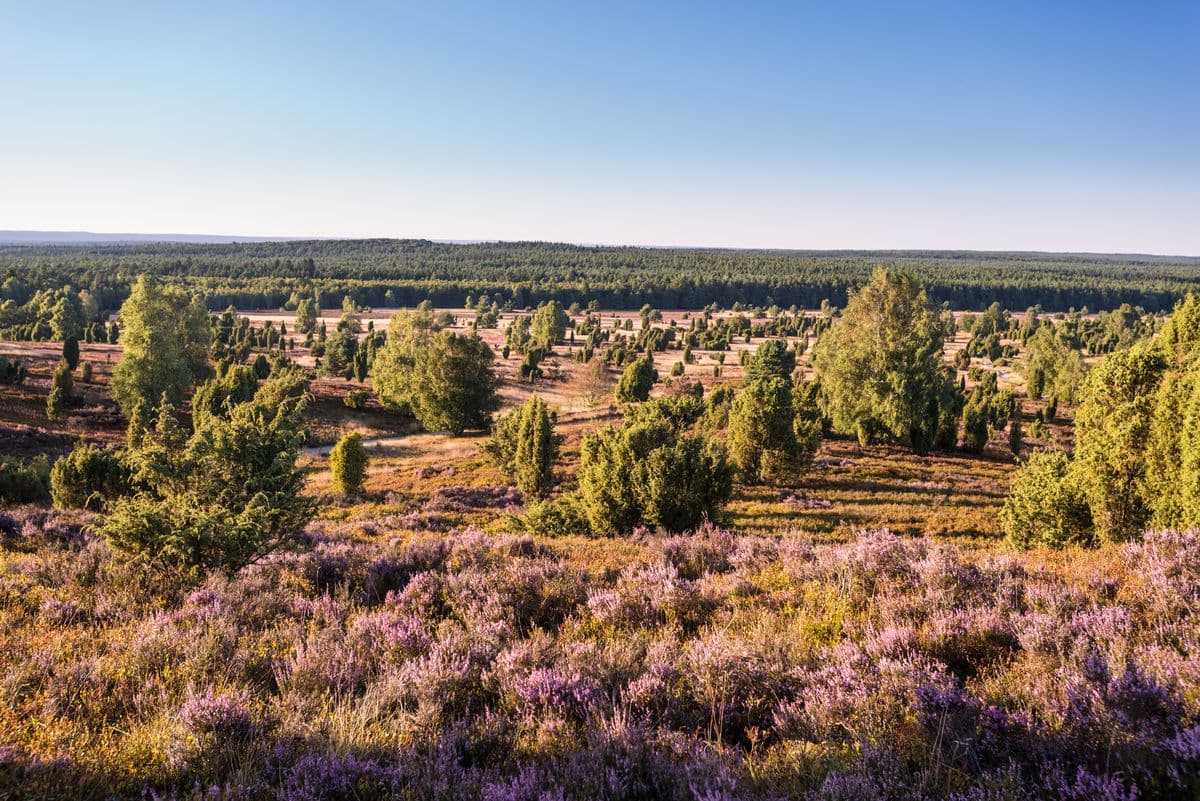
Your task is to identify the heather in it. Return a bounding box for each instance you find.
[2,510,1197,800]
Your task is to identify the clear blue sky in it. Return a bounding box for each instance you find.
[2,1,1197,253]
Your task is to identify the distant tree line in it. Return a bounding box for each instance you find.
[4,241,1200,329]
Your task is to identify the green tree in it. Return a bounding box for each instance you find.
[811,268,958,453]
[295,298,318,335]
[727,377,819,484]
[102,379,313,578]
[1073,345,1165,542]
[1144,295,1200,526]
[744,338,796,383]
[615,355,657,403]
[192,364,259,430]
[374,319,498,434]
[46,360,73,420]
[50,294,82,341]
[322,301,361,378]
[960,397,989,454]
[1008,410,1024,457]
[62,336,80,371]
[515,397,556,498]
[484,397,558,498]
[1002,450,1094,548]
[330,431,368,496]
[578,403,732,534]
[50,443,131,511]
[529,300,569,352]
[110,276,203,421]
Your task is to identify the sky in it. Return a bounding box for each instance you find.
[1,1,1197,254]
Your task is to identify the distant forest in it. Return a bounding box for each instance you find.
[4,239,1199,313]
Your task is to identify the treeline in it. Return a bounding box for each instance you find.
[3,240,1200,316]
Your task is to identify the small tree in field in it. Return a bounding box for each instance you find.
[578,400,732,534]
[62,336,80,371]
[812,267,958,453]
[727,377,821,484]
[1003,450,1093,548]
[483,397,559,498]
[330,431,368,496]
[50,443,131,511]
[102,373,313,579]
[616,355,657,403]
[575,354,614,407]
[46,360,73,420]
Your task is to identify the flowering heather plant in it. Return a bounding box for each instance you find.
[4,522,1200,799]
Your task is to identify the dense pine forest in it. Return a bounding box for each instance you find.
[4,240,1200,315]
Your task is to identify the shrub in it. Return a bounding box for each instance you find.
[330,432,368,496]
[46,360,73,420]
[0,455,51,504]
[1002,450,1094,548]
[50,443,131,511]
[615,355,657,403]
[0,355,26,385]
[62,336,80,371]
[522,495,590,537]
[579,410,732,534]
[374,324,498,434]
[344,388,371,409]
[727,376,820,484]
[102,385,313,578]
[483,397,560,498]
[79,361,93,383]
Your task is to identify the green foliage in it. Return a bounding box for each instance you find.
[1008,412,1023,457]
[727,377,821,484]
[812,267,959,453]
[79,361,93,383]
[615,355,657,403]
[1022,325,1088,403]
[483,397,559,498]
[329,431,368,496]
[62,336,80,371]
[321,301,360,378]
[111,276,210,421]
[373,316,498,434]
[578,405,733,534]
[294,297,318,335]
[344,388,370,409]
[192,365,258,430]
[3,242,1199,325]
[1003,451,1094,548]
[0,455,51,504]
[49,294,82,341]
[515,398,556,498]
[1073,345,1165,542]
[101,379,313,579]
[960,397,990,454]
[46,360,73,420]
[744,338,795,382]
[521,495,590,538]
[50,443,131,511]
[529,300,569,351]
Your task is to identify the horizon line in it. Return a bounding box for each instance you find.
[0,229,1196,261]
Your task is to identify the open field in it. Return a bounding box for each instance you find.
[0,305,1061,541]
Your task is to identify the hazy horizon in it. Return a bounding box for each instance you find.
[2,228,1199,260]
